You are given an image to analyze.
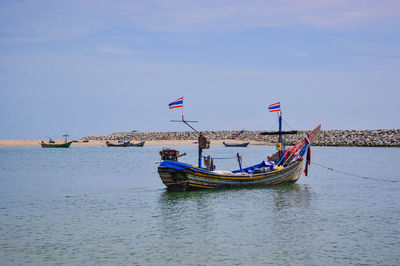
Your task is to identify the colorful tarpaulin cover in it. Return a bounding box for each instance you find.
[232,160,275,174]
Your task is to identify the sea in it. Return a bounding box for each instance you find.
[0,145,399,265]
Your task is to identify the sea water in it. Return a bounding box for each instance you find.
[0,145,399,265]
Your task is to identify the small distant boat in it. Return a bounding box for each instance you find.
[41,134,72,148]
[41,141,72,148]
[105,141,129,147]
[106,140,145,147]
[223,141,249,147]
[127,141,145,147]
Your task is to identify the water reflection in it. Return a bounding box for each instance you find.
[157,190,219,241]
[267,183,315,262]
[157,184,313,231]
[157,183,313,214]
[269,183,312,211]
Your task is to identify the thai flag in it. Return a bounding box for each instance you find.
[169,97,183,109]
[268,102,281,112]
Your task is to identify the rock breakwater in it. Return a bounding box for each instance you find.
[83,129,400,147]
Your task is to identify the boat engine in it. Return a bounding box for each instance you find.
[160,148,186,161]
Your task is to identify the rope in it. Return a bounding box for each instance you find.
[279,153,294,166]
[283,119,295,131]
[64,185,163,198]
[268,119,279,131]
[318,207,400,222]
[202,155,236,160]
[311,161,400,183]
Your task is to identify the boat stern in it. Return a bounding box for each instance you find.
[158,161,190,191]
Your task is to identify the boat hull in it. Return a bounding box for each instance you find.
[106,142,129,147]
[223,141,250,147]
[158,159,303,191]
[127,141,145,147]
[41,141,72,148]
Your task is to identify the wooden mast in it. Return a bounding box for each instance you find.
[260,107,298,165]
[62,134,69,143]
[169,97,205,167]
[171,118,203,167]
[278,111,283,161]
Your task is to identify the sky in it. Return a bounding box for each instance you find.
[0,0,399,139]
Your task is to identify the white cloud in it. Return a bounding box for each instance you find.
[0,0,399,43]
[117,0,400,32]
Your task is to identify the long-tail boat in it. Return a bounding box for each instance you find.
[222,141,250,147]
[158,103,321,191]
[223,130,249,147]
[105,140,145,147]
[41,134,72,148]
[105,141,129,147]
[127,141,145,147]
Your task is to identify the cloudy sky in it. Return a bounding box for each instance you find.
[0,0,399,139]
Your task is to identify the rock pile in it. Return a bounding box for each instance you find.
[82,129,400,147]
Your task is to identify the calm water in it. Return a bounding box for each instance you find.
[0,145,399,265]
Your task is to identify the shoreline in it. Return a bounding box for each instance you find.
[1,128,399,147]
[0,139,272,147]
[92,129,400,147]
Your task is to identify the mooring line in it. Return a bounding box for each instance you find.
[311,161,400,183]
[318,207,400,222]
[64,185,163,198]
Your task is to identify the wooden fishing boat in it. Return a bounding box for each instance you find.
[41,134,72,148]
[105,141,129,147]
[41,141,72,148]
[158,103,321,191]
[222,141,250,147]
[127,141,145,147]
[158,158,304,190]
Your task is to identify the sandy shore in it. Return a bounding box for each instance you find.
[0,139,271,147]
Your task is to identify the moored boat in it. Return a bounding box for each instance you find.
[127,141,145,147]
[158,100,321,191]
[105,141,145,147]
[222,141,250,147]
[158,157,304,190]
[105,141,129,147]
[41,141,72,148]
[41,134,72,148]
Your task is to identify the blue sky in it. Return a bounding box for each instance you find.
[0,0,399,139]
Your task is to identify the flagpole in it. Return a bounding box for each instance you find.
[182,97,184,120]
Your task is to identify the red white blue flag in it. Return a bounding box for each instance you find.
[169,97,183,109]
[268,102,281,112]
